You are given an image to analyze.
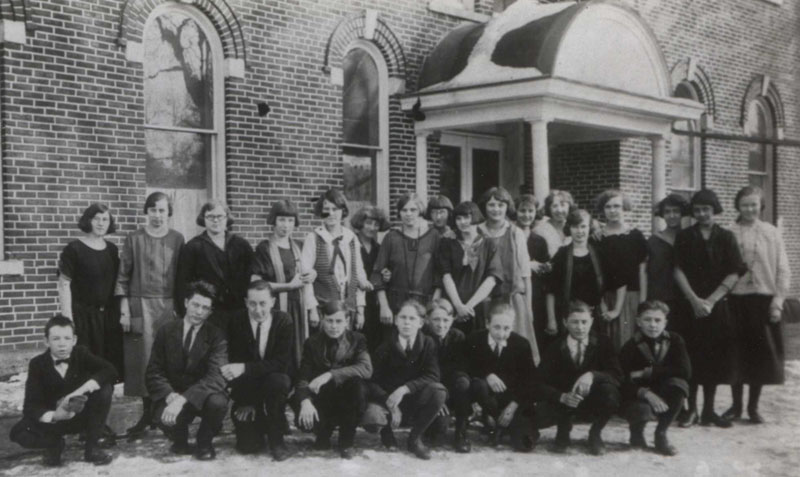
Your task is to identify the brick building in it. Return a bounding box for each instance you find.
[0,0,797,361]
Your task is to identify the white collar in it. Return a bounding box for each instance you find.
[249,314,272,331]
[398,333,416,350]
[315,226,354,245]
[488,334,506,351]
[479,220,510,238]
[567,335,587,348]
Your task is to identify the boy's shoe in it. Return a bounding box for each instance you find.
[84,448,114,466]
[654,433,677,456]
[747,409,765,424]
[629,424,647,449]
[587,433,606,456]
[380,426,397,449]
[170,441,194,455]
[43,438,65,467]
[678,409,698,428]
[271,444,291,462]
[721,406,742,421]
[407,437,431,460]
[700,412,732,428]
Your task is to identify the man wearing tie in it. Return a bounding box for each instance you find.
[146,281,228,461]
[222,280,293,461]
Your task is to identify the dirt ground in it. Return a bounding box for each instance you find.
[2,324,799,477]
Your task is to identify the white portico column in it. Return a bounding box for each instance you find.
[650,135,667,234]
[416,131,431,199]
[529,120,551,204]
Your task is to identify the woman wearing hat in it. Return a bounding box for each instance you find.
[251,200,315,366]
[673,189,746,428]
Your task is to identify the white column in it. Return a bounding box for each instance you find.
[529,120,550,204]
[416,132,431,199]
[650,135,667,234]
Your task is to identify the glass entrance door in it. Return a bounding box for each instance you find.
[440,133,505,203]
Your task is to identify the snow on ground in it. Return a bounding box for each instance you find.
[2,363,799,476]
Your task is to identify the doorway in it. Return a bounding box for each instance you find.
[439,133,505,204]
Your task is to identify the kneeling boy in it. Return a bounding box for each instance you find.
[619,300,691,456]
[296,301,372,459]
[537,300,622,455]
[10,315,117,466]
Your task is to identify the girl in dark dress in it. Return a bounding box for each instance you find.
[350,205,392,352]
[437,201,503,334]
[426,194,456,239]
[674,189,746,428]
[58,203,122,376]
[725,186,790,423]
[517,193,554,352]
[176,200,254,333]
[545,209,606,338]
[646,194,689,323]
[251,200,314,368]
[594,189,648,351]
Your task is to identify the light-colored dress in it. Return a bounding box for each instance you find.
[115,228,184,396]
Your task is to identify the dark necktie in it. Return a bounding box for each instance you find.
[575,341,584,366]
[183,325,196,357]
[326,337,339,364]
[332,236,346,270]
[494,343,502,358]
[255,322,263,359]
[54,359,69,366]
[404,340,412,356]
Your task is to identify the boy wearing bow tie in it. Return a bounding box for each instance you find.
[619,301,691,456]
[9,315,117,467]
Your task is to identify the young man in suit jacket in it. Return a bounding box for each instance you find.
[296,300,372,459]
[146,280,228,461]
[222,280,293,461]
[464,302,538,452]
[368,299,447,460]
[10,315,117,467]
[619,301,691,456]
[536,300,622,455]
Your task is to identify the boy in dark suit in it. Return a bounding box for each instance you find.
[464,302,538,452]
[9,315,117,467]
[146,281,228,461]
[296,300,372,459]
[423,298,470,452]
[537,300,622,455]
[368,299,447,460]
[619,300,691,456]
[222,280,294,460]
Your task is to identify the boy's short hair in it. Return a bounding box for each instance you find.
[637,300,670,317]
[247,279,273,296]
[320,300,346,317]
[398,298,426,319]
[426,298,454,317]
[565,299,592,317]
[185,280,217,304]
[488,301,515,322]
[44,314,75,338]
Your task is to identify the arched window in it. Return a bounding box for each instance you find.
[341,40,389,213]
[744,97,776,222]
[143,4,225,238]
[670,81,702,194]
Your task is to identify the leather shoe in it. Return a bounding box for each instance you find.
[194,446,216,461]
[43,438,65,467]
[407,438,431,460]
[721,406,742,422]
[587,433,606,456]
[380,426,397,449]
[84,448,113,466]
[454,427,471,453]
[170,441,194,455]
[629,430,647,449]
[700,412,733,428]
[313,436,332,451]
[654,433,677,456]
[272,445,291,462]
[339,447,355,459]
[678,409,698,428]
[550,433,570,454]
[748,409,765,424]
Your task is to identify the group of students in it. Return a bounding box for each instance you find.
[8,183,790,467]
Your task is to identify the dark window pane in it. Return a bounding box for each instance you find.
[440,145,461,205]
[749,143,767,172]
[343,147,376,204]
[144,12,213,129]
[145,130,210,189]
[472,149,500,201]
[343,49,379,146]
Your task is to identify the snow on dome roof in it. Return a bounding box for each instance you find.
[418,0,578,91]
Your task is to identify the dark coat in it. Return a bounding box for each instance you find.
[295,330,372,402]
[145,319,228,410]
[227,309,294,379]
[22,345,117,422]
[464,330,536,404]
[371,329,440,394]
[423,326,467,386]
[538,334,622,403]
[619,331,691,400]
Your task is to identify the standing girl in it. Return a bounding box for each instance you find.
[646,194,689,323]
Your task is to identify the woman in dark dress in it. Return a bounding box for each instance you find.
[673,189,746,428]
[594,189,648,351]
[176,199,254,333]
[371,193,441,324]
[545,209,606,338]
[251,200,313,368]
[350,205,391,352]
[437,201,503,334]
[58,203,122,376]
[646,194,689,323]
[725,186,790,423]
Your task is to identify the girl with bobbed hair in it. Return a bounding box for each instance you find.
[59,203,122,376]
[371,192,442,326]
[593,189,647,351]
[351,205,393,351]
[514,194,540,239]
[476,187,538,364]
[673,188,746,429]
[115,191,185,437]
[725,186,790,424]
[425,194,456,239]
[532,189,575,257]
[251,200,314,366]
[302,187,371,331]
[436,201,503,334]
[176,199,254,330]
[645,194,689,323]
